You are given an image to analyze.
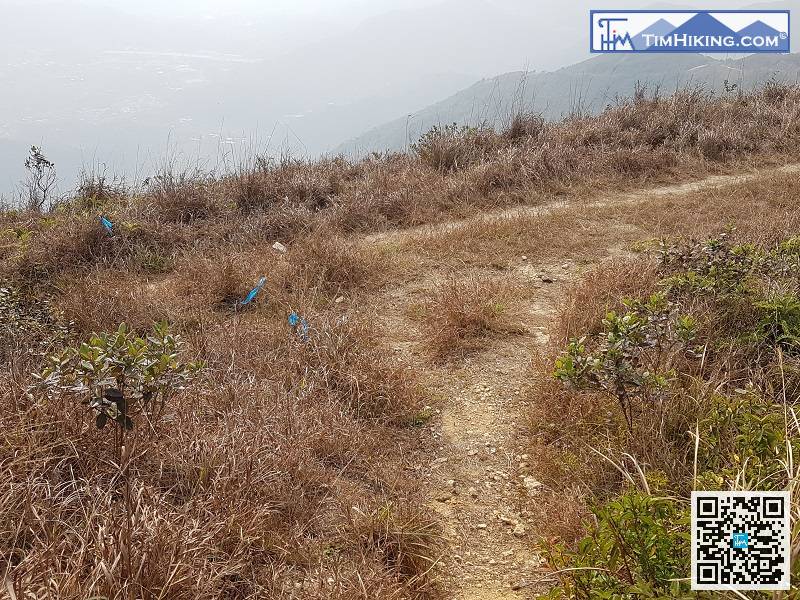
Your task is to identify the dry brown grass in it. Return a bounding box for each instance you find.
[419,274,528,361]
[523,270,698,545]
[612,169,800,245]
[1,300,438,599]
[3,83,799,288]
[230,156,349,214]
[407,206,630,271]
[553,258,660,343]
[282,232,396,298]
[522,172,800,546]
[145,170,220,224]
[3,83,800,598]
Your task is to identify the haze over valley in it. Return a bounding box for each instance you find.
[1,0,796,199]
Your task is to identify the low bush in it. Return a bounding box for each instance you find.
[146,169,219,224]
[413,123,500,173]
[532,234,800,598]
[421,274,526,360]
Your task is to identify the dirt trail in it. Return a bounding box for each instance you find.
[366,162,800,599]
[366,163,800,247]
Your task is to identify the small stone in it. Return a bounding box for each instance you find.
[523,476,543,494]
[468,487,478,498]
[476,523,487,529]
[540,275,554,283]
[334,295,345,304]
[521,255,528,260]
[272,241,288,253]
[513,523,526,537]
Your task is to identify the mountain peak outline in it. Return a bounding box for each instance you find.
[737,20,781,37]
[632,17,676,50]
[670,12,737,37]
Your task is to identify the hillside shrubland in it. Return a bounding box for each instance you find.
[528,174,800,598]
[1,82,800,599]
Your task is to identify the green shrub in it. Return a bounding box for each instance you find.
[755,293,800,353]
[544,235,800,599]
[778,236,800,255]
[659,234,757,297]
[33,322,201,433]
[697,389,793,490]
[0,284,70,362]
[554,293,696,431]
[541,493,690,599]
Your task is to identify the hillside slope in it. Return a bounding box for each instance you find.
[336,52,800,156]
[2,84,800,599]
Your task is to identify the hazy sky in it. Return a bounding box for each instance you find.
[75,0,441,19]
[84,0,771,18]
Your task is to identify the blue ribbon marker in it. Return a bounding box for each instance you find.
[299,317,309,341]
[100,216,113,233]
[240,276,267,306]
[288,312,310,341]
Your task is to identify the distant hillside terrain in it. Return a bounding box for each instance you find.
[336,52,800,156]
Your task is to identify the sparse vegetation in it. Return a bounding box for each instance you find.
[3,82,800,598]
[531,234,800,598]
[22,145,57,212]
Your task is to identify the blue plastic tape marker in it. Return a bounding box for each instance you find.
[299,317,309,341]
[100,216,113,233]
[241,276,267,306]
[288,312,310,341]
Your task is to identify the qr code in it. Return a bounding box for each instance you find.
[692,491,791,590]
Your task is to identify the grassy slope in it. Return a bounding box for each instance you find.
[336,52,800,157]
[1,83,800,599]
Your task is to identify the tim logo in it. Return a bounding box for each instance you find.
[591,10,790,53]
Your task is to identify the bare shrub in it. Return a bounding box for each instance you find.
[22,146,57,212]
[503,113,545,142]
[230,156,346,214]
[72,168,127,211]
[146,170,219,224]
[413,123,500,173]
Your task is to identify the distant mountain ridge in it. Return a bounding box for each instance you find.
[335,52,800,157]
